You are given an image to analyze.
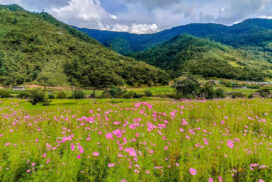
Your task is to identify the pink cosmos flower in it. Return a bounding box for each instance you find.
[227,140,234,148]
[92,152,99,157]
[189,168,197,175]
[208,177,213,182]
[203,138,209,145]
[108,163,115,168]
[105,132,113,139]
[71,143,75,151]
[77,155,81,159]
[113,129,122,138]
[218,176,222,182]
[78,145,84,154]
[259,179,265,182]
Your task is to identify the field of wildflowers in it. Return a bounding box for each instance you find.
[0,98,271,182]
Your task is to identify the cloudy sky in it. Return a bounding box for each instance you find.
[1,0,272,33]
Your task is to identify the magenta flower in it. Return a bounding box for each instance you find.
[108,163,115,168]
[92,152,99,157]
[227,140,234,148]
[105,132,113,139]
[189,168,197,175]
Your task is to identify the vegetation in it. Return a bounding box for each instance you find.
[0,5,169,87]
[79,18,272,58]
[130,34,272,81]
[0,98,271,181]
[28,89,51,105]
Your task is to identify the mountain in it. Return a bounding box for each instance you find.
[129,34,272,81]
[76,18,272,57]
[0,5,169,87]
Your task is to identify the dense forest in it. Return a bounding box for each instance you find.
[129,34,272,81]
[0,4,169,87]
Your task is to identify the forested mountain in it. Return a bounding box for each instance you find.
[129,34,272,81]
[0,4,169,87]
[77,18,272,56]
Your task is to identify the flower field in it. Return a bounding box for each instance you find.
[0,98,271,182]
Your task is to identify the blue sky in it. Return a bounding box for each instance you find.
[1,0,272,33]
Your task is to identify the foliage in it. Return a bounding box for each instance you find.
[56,91,67,99]
[144,90,152,97]
[230,92,247,99]
[200,85,216,99]
[17,91,30,99]
[173,77,201,99]
[0,5,169,87]
[79,18,272,60]
[258,88,271,98]
[215,88,226,98]
[0,89,10,98]
[28,89,51,105]
[131,34,271,81]
[72,90,85,99]
[102,86,126,98]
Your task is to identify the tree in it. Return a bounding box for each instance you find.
[28,89,51,105]
[173,77,201,99]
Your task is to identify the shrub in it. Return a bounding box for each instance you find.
[56,91,66,99]
[28,89,51,105]
[230,92,246,99]
[48,94,55,99]
[0,89,11,98]
[215,88,226,98]
[200,85,215,99]
[102,86,125,98]
[17,91,30,99]
[258,88,271,98]
[122,91,142,99]
[173,77,201,99]
[144,90,152,97]
[72,90,85,99]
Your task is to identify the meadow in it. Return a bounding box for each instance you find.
[0,98,271,182]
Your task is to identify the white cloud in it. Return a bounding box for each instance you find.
[107,23,159,34]
[50,0,117,29]
[4,0,272,33]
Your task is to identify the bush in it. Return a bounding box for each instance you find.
[122,91,142,99]
[102,86,125,98]
[72,90,85,99]
[56,91,66,99]
[215,88,226,98]
[258,88,271,98]
[28,89,51,105]
[144,90,152,97]
[200,85,215,99]
[48,94,55,99]
[173,77,201,99]
[0,89,11,98]
[230,92,246,99]
[17,91,30,99]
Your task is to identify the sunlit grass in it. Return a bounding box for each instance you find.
[0,98,271,181]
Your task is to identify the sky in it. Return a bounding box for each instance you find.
[1,0,272,34]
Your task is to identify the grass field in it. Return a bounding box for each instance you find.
[0,98,271,181]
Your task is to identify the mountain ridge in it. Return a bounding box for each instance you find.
[76,18,272,56]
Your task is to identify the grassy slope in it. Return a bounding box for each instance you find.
[130,34,272,81]
[0,5,169,87]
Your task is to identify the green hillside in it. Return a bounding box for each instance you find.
[130,34,272,81]
[0,5,169,87]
